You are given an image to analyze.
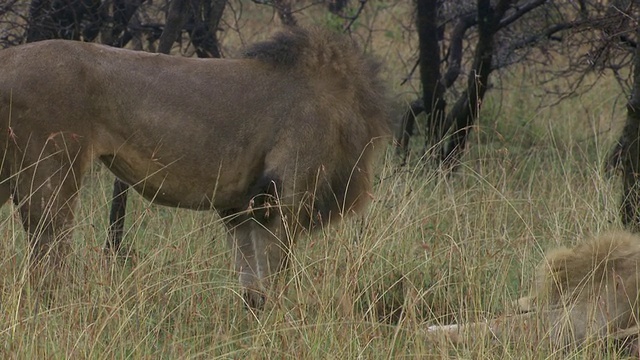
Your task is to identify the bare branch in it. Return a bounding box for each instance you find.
[396,99,425,166]
[343,0,367,33]
[442,13,475,88]
[0,0,20,18]
[498,0,547,30]
[252,0,297,26]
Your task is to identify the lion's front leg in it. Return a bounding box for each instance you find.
[224,214,292,310]
[250,216,292,291]
[226,220,266,310]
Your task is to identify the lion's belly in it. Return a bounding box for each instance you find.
[99,154,258,210]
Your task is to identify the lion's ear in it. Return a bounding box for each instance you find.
[516,296,536,313]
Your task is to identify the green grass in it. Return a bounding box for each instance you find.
[1,1,638,359]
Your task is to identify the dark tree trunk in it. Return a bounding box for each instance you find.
[620,24,640,232]
[26,0,55,41]
[106,0,147,47]
[157,0,190,54]
[416,0,446,161]
[440,0,511,169]
[26,0,103,42]
[399,0,549,172]
[187,0,226,58]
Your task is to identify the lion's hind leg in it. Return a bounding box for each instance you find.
[12,140,87,295]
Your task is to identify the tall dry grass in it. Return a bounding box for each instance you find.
[0,1,636,358]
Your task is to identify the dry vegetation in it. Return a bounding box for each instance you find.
[0,1,637,359]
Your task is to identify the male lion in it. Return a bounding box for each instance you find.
[427,231,640,354]
[0,27,390,309]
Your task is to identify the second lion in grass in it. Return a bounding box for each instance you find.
[428,231,640,352]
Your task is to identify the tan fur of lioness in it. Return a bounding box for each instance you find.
[427,231,640,352]
[0,27,390,308]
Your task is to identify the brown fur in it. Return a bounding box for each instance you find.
[0,27,390,308]
[427,231,640,352]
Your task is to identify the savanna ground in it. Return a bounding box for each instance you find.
[0,1,636,359]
